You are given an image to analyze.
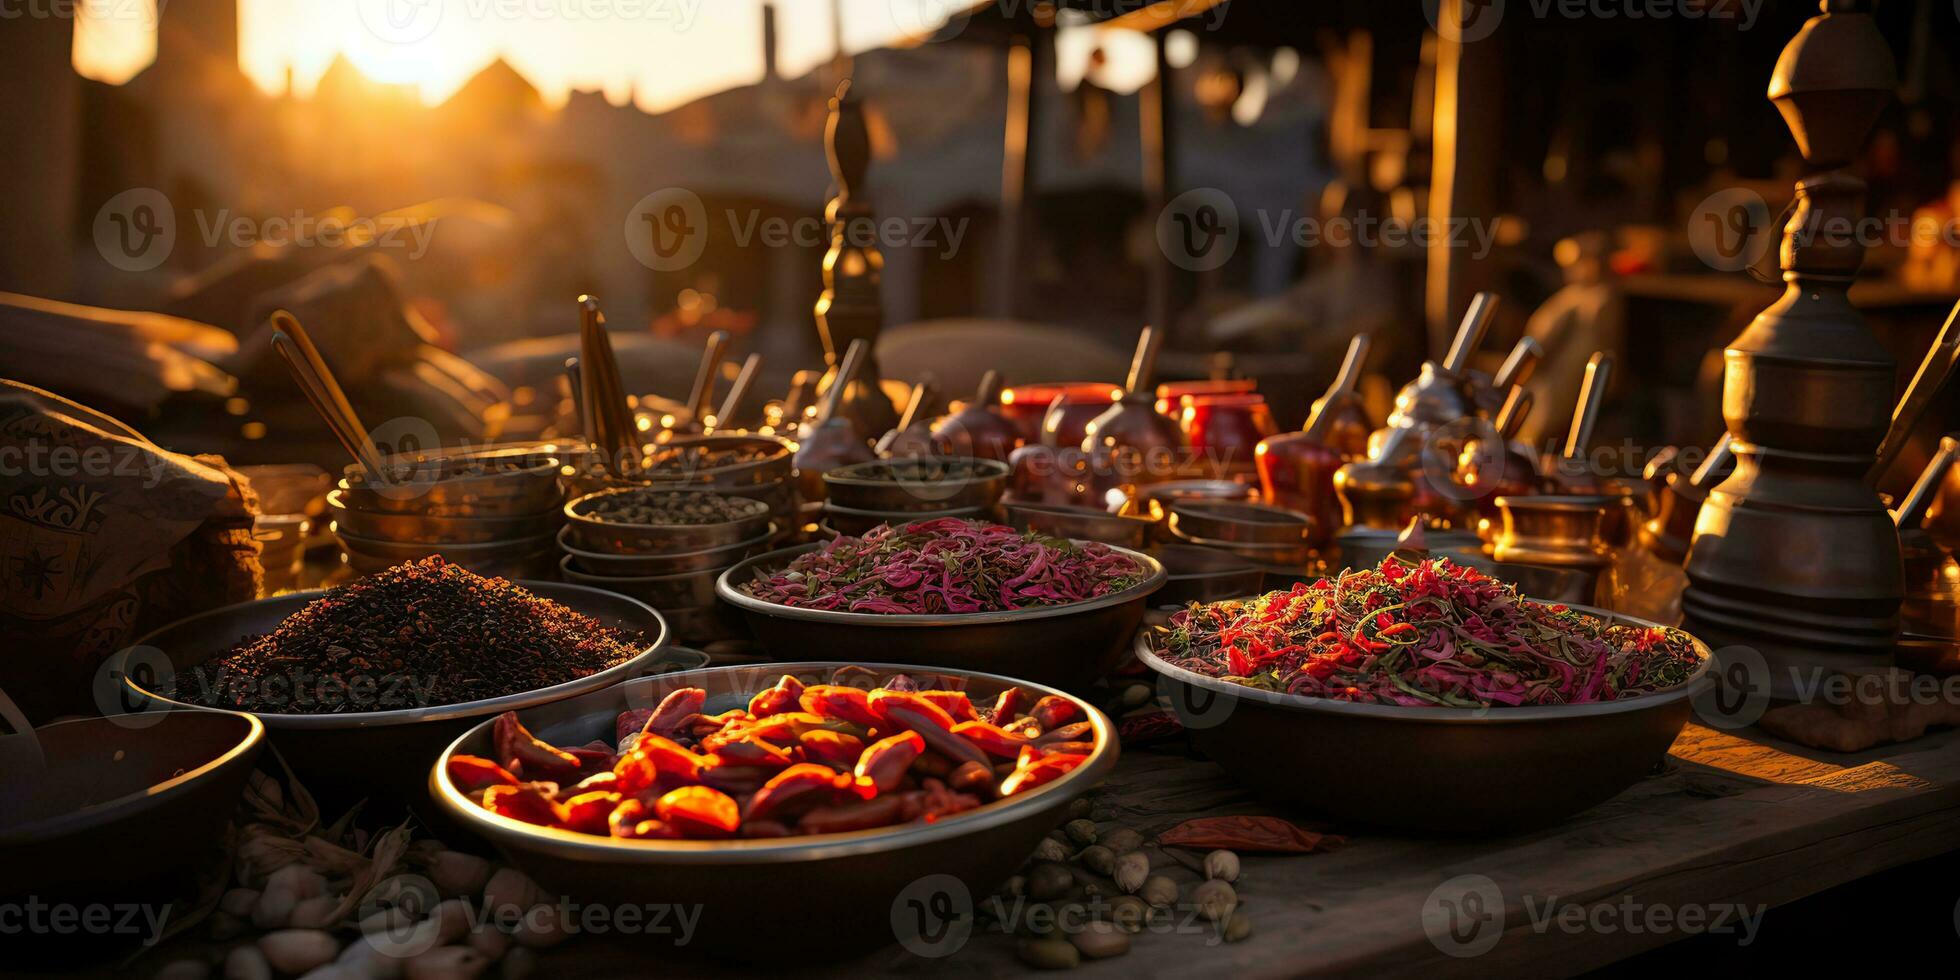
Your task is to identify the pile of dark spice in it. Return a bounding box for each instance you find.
[168,557,643,714]
[579,489,766,526]
[646,442,779,476]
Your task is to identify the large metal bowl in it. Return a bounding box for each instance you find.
[717,543,1166,691]
[1006,501,1154,549]
[328,490,561,545]
[337,449,564,517]
[1,710,264,965]
[1149,543,1267,607]
[430,662,1119,959]
[1167,500,1313,545]
[822,456,1010,513]
[558,523,777,575]
[1134,605,1712,834]
[642,434,795,488]
[559,554,726,608]
[119,583,673,809]
[563,487,772,554]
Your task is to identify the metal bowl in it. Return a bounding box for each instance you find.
[822,502,989,537]
[822,456,1010,513]
[337,449,564,517]
[1006,501,1155,549]
[338,530,561,579]
[119,584,672,810]
[1134,605,1712,834]
[1165,525,1313,567]
[558,523,777,576]
[559,554,726,609]
[328,490,560,545]
[640,434,795,489]
[2,710,264,964]
[1149,544,1267,607]
[717,543,1166,692]
[563,486,773,554]
[1167,500,1313,545]
[429,662,1119,958]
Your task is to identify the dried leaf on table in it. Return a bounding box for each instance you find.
[1157,815,1346,853]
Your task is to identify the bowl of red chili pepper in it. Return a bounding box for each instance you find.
[1135,556,1713,834]
[430,662,1116,958]
[715,519,1166,692]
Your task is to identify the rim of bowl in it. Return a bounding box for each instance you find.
[430,662,1119,862]
[563,486,771,530]
[558,553,730,585]
[342,451,563,490]
[715,540,1167,626]
[0,709,265,842]
[122,583,670,730]
[1007,501,1156,527]
[557,523,777,563]
[327,490,559,526]
[643,434,793,474]
[339,529,559,554]
[1170,500,1312,526]
[821,456,1012,490]
[1493,493,1627,511]
[1133,601,1714,724]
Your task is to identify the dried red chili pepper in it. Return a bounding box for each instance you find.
[910,749,954,779]
[917,690,980,723]
[612,733,707,793]
[654,786,741,838]
[998,754,1085,796]
[854,731,926,793]
[695,761,774,796]
[447,755,520,792]
[1002,716,1043,738]
[560,790,622,835]
[799,685,884,729]
[481,783,565,827]
[883,704,991,769]
[1034,721,1092,746]
[1155,815,1345,854]
[711,737,796,769]
[607,799,681,839]
[868,690,957,730]
[747,674,806,718]
[797,794,907,834]
[797,729,865,770]
[990,686,1028,722]
[1029,695,1080,730]
[1037,741,1095,757]
[744,763,851,824]
[493,712,581,781]
[641,688,706,736]
[947,759,993,793]
[950,720,1032,759]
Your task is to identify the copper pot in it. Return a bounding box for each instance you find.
[1083,326,1186,494]
[1259,334,1371,547]
[931,370,1019,462]
[793,339,875,502]
[1491,494,1615,603]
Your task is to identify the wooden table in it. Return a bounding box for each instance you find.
[782,719,1960,978]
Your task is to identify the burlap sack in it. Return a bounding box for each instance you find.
[0,380,259,721]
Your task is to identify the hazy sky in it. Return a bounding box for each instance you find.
[73,0,1157,111]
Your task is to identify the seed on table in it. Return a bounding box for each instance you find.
[224,945,270,980]
[1069,920,1131,959]
[1191,880,1238,923]
[1027,862,1075,901]
[1204,849,1240,882]
[1224,910,1253,943]
[1113,852,1149,894]
[1066,797,1093,820]
[1140,875,1178,908]
[1077,844,1115,875]
[153,961,208,980]
[1017,937,1081,970]
[1064,819,1097,846]
[404,946,490,980]
[1108,895,1150,933]
[1033,837,1071,864]
[258,929,340,975]
[1100,827,1143,854]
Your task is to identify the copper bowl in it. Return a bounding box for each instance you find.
[120,584,672,809]
[822,456,1010,513]
[1006,501,1155,549]
[430,662,1119,959]
[328,491,561,545]
[1166,500,1314,546]
[717,543,1166,692]
[557,524,778,576]
[1134,606,1712,833]
[2,710,264,965]
[337,449,564,517]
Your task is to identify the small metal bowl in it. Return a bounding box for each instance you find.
[560,554,727,609]
[328,490,560,545]
[2,710,264,964]
[564,487,772,554]
[430,662,1119,957]
[1135,606,1712,834]
[640,434,794,489]
[119,584,671,810]
[1006,502,1155,549]
[822,502,989,538]
[1167,500,1313,545]
[717,543,1166,692]
[338,449,564,517]
[1150,543,1267,607]
[1165,525,1313,567]
[558,523,777,576]
[823,456,1011,513]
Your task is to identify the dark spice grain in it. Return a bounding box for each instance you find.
[169,557,643,713]
[581,489,765,526]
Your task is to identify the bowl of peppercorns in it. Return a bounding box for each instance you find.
[564,486,773,554]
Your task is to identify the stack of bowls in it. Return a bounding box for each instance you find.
[567,434,797,533]
[1166,499,1315,567]
[560,487,777,643]
[821,456,1010,537]
[1005,501,1154,550]
[329,449,563,578]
